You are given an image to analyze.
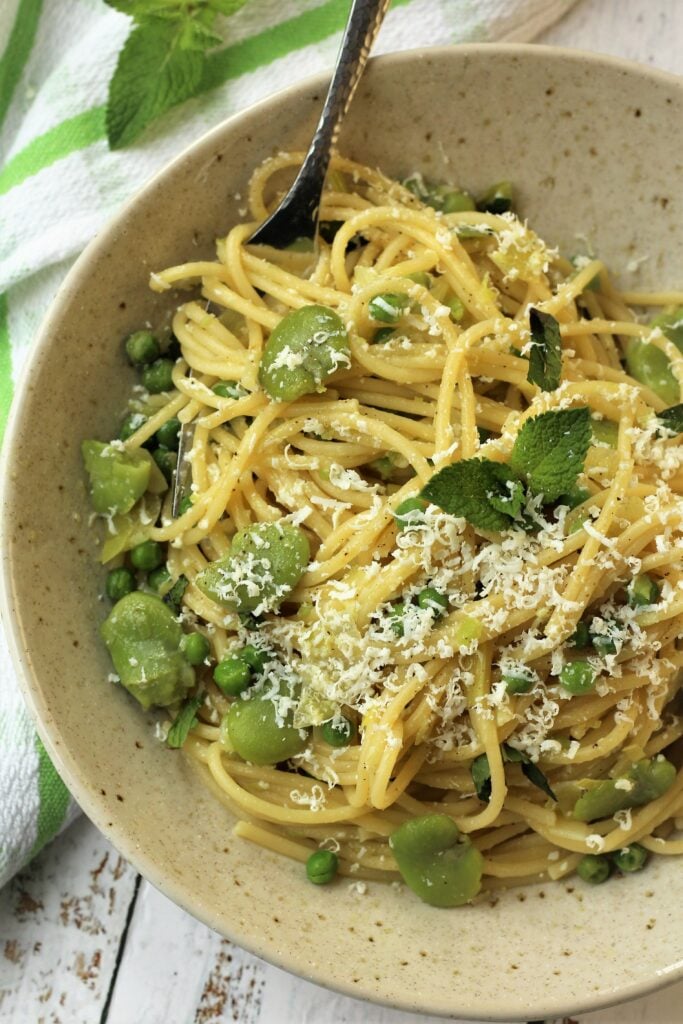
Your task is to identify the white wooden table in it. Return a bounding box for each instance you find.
[3,2,683,1022]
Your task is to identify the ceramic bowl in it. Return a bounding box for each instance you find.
[2,45,683,1021]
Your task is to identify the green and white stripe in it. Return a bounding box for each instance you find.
[0,0,576,885]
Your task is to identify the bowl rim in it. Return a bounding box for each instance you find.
[2,41,683,1021]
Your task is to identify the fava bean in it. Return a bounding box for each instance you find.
[82,440,151,515]
[195,521,310,613]
[101,591,194,709]
[573,756,676,822]
[259,305,350,401]
[389,814,483,907]
[226,682,310,764]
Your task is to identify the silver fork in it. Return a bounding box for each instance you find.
[171,0,389,516]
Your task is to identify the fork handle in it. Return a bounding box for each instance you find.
[248,0,390,245]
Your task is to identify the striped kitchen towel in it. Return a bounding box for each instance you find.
[0,0,577,887]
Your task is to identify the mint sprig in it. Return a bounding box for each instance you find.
[510,407,591,502]
[104,0,247,149]
[527,308,562,392]
[420,407,591,532]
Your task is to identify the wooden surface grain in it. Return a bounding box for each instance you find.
[3,1,683,1021]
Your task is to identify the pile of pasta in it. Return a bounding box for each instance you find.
[125,154,683,893]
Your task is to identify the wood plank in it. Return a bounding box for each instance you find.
[0,816,138,1024]
[103,880,267,1024]
[105,875,501,1024]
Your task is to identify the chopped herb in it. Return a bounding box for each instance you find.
[163,573,188,613]
[527,308,562,392]
[166,691,204,749]
[471,753,492,802]
[657,403,683,434]
[471,744,557,803]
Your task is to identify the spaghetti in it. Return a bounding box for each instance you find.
[91,154,683,903]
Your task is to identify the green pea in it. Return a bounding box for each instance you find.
[105,567,136,602]
[152,446,176,483]
[591,417,619,447]
[612,843,648,873]
[212,380,247,399]
[81,440,151,516]
[214,656,251,696]
[477,181,513,214]
[239,644,268,674]
[320,716,355,747]
[576,854,611,885]
[389,813,483,907]
[148,565,172,594]
[368,293,410,324]
[372,327,395,344]
[559,660,596,695]
[394,496,427,531]
[226,682,310,764]
[591,633,617,656]
[573,756,676,823]
[259,305,350,401]
[407,271,433,289]
[446,295,465,322]
[125,330,160,366]
[155,417,180,451]
[503,672,533,695]
[628,573,660,608]
[181,632,210,666]
[389,601,405,637]
[141,358,175,394]
[130,540,164,571]
[306,849,338,885]
[568,621,591,648]
[196,521,309,614]
[101,591,195,709]
[118,411,148,442]
[417,587,448,618]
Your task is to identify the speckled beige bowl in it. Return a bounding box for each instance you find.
[3,45,683,1021]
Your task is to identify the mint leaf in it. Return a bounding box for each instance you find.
[167,691,204,748]
[420,458,521,532]
[107,22,203,148]
[657,403,683,434]
[510,407,591,502]
[527,308,562,392]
